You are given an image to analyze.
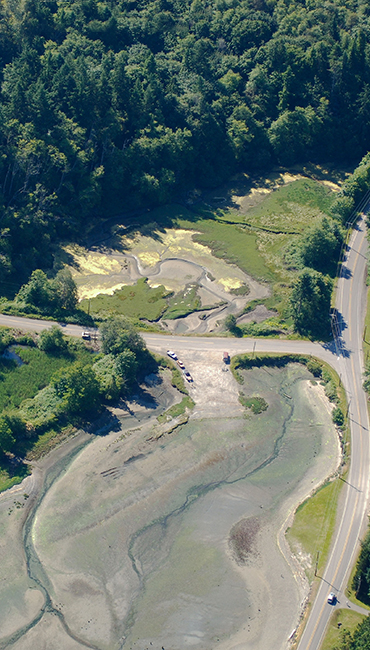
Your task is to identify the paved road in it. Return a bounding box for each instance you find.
[0,218,368,649]
[295,217,370,649]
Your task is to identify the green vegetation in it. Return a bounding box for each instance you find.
[1,0,370,292]
[289,270,333,339]
[332,153,370,227]
[352,528,370,605]
[329,616,370,650]
[125,176,344,338]
[239,317,288,338]
[0,346,90,411]
[1,268,93,325]
[238,392,268,414]
[229,284,250,296]
[81,278,170,321]
[157,395,195,424]
[164,284,201,319]
[321,610,365,650]
[177,216,274,281]
[235,178,334,233]
[0,319,158,490]
[287,479,343,579]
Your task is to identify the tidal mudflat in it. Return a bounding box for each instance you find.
[0,361,340,650]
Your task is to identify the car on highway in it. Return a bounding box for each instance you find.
[327,592,336,605]
[177,360,185,370]
[184,371,193,383]
[167,350,178,360]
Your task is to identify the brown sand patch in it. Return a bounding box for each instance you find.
[229,516,260,565]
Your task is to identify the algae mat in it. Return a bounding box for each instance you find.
[2,365,339,650]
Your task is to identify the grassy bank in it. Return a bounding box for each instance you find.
[287,479,343,578]
[321,609,365,650]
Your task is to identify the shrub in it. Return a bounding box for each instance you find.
[324,380,338,403]
[332,406,344,427]
[38,326,67,354]
[306,359,322,378]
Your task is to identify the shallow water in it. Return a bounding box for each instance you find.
[1,365,339,650]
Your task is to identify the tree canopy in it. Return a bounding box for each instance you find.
[290,269,333,338]
[0,0,370,281]
[51,361,101,416]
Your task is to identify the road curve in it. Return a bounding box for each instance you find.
[0,219,368,649]
[295,217,370,650]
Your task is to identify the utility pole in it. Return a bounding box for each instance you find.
[315,551,319,577]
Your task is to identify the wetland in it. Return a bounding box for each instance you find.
[0,357,340,650]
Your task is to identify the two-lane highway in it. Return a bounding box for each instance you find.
[296,217,370,650]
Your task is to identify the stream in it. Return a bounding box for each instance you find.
[0,436,98,650]
[0,364,340,650]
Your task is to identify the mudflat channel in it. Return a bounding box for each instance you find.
[0,363,340,650]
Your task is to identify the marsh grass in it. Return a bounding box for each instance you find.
[81,277,170,321]
[0,346,92,411]
[88,177,338,329]
[157,395,195,423]
[26,425,76,461]
[0,343,94,490]
[164,284,201,319]
[132,178,337,323]
[238,392,268,414]
[239,178,333,233]
[176,217,275,281]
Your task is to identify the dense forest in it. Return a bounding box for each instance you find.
[1,0,370,282]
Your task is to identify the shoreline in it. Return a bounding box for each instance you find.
[0,369,343,650]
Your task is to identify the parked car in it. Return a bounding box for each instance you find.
[177,360,185,370]
[81,331,91,340]
[167,350,178,360]
[184,371,193,383]
[223,351,230,364]
[327,592,336,605]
